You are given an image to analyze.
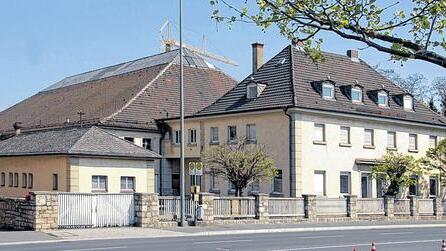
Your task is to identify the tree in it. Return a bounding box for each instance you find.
[429,96,439,112]
[203,138,277,196]
[433,76,446,116]
[378,69,431,103]
[371,151,424,196]
[211,0,446,68]
[423,139,446,196]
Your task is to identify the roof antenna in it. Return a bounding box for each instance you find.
[77,111,85,128]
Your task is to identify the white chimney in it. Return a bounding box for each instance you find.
[347,49,359,62]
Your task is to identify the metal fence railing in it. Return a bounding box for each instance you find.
[158,196,197,221]
[268,198,305,217]
[213,197,255,218]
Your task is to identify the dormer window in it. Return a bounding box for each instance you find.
[377,91,388,107]
[247,83,258,99]
[403,95,413,110]
[351,87,362,102]
[322,83,334,99]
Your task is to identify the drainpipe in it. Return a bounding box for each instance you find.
[285,107,296,198]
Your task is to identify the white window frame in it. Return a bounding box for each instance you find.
[92,175,108,192]
[246,83,258,99]
[387,131,397,148]
[340,172,351,194]
[409,133,418,151]
[0,172,5,187]
[142,138,152,150]
[322,83,334,99]
[429,135,438,148]
[246,124,257,143]
[313,171,326,196]
[364,128,374,147]
[340,126,351,145]
[210,127,219,144]
[272,170,283,194]
[313,123,326,143]
[377,91,388,107]
[351,87,362,102]
[403,95,413,110]
[189,128,197,145]
[120,176,135,192]
[228,126,237,143]
[429,176,438,197]
[22,173,27,188]
[174,130,181,145]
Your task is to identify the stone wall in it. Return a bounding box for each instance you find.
[134,193,159,228]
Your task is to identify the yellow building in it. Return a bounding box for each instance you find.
[161,43,446,198]
[0,126,160,197]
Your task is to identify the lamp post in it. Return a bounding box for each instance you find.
[179,0,186,227]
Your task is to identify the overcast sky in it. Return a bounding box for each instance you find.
[0,0,445,111]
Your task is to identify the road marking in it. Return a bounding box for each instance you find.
[379,231,414,235]
[268,239,441,251]
[299,235,344,239]
[60,247,127,251]
[194,239,252,244]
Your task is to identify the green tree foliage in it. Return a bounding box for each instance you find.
[203,138,277,196]
[211,0,446,68]
[423,139,446,195]
[372,151,424,196]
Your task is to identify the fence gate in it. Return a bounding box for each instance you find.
[58,193,135,228]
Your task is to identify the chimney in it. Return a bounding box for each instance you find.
[347,49,359,62]
[252,43,264,73]
[13,122,22,136]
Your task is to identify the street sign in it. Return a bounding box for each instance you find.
[188,162,204,176]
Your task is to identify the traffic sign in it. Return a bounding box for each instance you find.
[188,162,204,175]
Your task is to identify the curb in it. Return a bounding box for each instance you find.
[1,223,446,246]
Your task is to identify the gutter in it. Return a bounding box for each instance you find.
[284,106,295,198]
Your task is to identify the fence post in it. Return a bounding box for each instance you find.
[254,193,269,223]
[32,192,59,230]
[303,194,316,220]
[345,195,357,219]
[199,193,214,224]
[433,197,443,220]
[408,195,419,219]
[134,193,159,228]
[384,196,394,219]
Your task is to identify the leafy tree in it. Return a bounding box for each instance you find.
[203,138,277,196]
[211,0,446,68]
[372,151,424,196]
[422,139,446,196]
[433,76,446,116]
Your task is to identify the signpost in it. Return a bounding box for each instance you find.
[189,162,203,202]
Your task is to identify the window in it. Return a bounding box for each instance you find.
[340,126,350,145]
[210,127,219,144]
[251,179,260,192]
[313,124,326,142]
[13,173,18,187]
[429,136,438,148]
[28,173,33,189]
[313,171,326,196]
[273,170,283,193]
[210,174,218,191]
[361,173,372,198]
[340,172,351,194]
[246,124,256,143]
[378,91,388,106]
[403,95,413,110]
[154,174,159,193]
[228,180,236,193]
[0,172,4,187]
[174,130,181,144]
[120,176,135,191]
[22,173,27,188]
[9,173,13,187]
[247,84,258,99]
[92,175,107,192]
[429,176,438,197]
[376,175,387,198]
[142,138,152,150]
[124,137,134,143]
[322,83,334,99]
[351,87,362,102]
[52,174,58,190]
[228,126,237,142]
[364,129,374,146]
[387,131,396,148]
[188,129,197,144]
[409,134,418,151]
[409,176,418,196]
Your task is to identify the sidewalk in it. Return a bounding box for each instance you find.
[1,220,446,246]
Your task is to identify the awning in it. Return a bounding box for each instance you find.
[355,158,384,171]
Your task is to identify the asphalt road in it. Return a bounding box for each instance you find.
[1,227,446,251]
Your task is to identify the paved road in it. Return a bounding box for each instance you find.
[1,227,446,251]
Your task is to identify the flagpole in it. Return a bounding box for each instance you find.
[179,0,186,227]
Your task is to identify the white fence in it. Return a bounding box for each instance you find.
[268,198,305,217]
[418,199,434,215]
[394,199,410,215]
[58,193,134,228]
[357,198,385,215]
[159,196,197,221]
[213,197,255,218]
[315,198,347,216]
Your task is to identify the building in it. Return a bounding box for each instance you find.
[162,43,446,198]
[0,48,236,195]
[0,126,160,197]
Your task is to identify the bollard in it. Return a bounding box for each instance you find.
[371,242,376,251]
[442,240,446,251]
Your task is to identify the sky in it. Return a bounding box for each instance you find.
[0,0,445,111]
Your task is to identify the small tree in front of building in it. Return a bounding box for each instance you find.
[203,138,277,197]
[372,151,424,197]
[422,139,446,197]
